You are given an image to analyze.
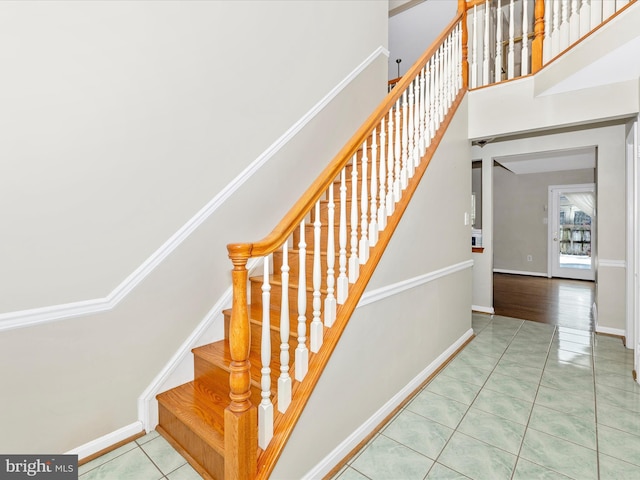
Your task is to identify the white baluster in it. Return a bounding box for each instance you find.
[369,129,379,246]
[569,0,580,43]
[437,46,444,126]
[400,91,408,190]
[495,0,503,83]
[421,65,429,153]
[411,77,424,169]
[349,154,359,282]
[443,39,450,108]
[579,0,591,38]
[590,0,602,30]
[552,0,561,57]
[324,183,336,326]
[471,5,478,88]
[522,0,530,76]
[483,0,490,85]
[386,108,395,217]
[310,202,322,353]
[407,81,417,180]
[507,0,515,79]
[359,140,369,265]
[443,36,453,106]
[560,0,570,51]
[603,0,616,19]
[543,0,552,63]
[295,220,308,381]
[429,57,436,141]
[458,22,464,89]
[393,99,401,202]
[278,242,291,413]
[378,119,387,231]
[336,170,348,304]
[258,255,273,449]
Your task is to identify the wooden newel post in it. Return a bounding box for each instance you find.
[531,0,545,73]
[458,0,469,89]
[225,244,257,480]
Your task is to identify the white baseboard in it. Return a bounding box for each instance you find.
[595,325,626,337]
[66,421,144,461]
[301,328,474,480]
[472,305,495,314]
[493,269,548,277]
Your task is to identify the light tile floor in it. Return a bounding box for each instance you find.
[79,430,202,480]
[333,313,640,480]
[81,313,640,480]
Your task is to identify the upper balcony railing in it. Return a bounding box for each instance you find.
[465,0,636,89]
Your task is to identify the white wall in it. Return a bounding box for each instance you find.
[388,0,458,79]
[493,167,595,274]
[0,0,388,454]
[0,0,386,313]
[272,98,472,479]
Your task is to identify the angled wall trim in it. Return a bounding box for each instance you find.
[357,260,474,308]
[0,46,390,333]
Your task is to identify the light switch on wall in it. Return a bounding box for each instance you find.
[464,212,470,226]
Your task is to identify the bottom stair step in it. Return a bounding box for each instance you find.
[157,381,226,479]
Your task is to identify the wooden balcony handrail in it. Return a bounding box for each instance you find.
[226,11,464,263]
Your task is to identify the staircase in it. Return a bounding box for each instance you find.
[153,12,465,478]
[152,0,637,478]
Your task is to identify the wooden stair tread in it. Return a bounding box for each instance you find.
[194,339,284,385]
[223,305,297,334]
[156,381,225,456]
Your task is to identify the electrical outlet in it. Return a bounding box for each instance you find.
[527,255,533,262]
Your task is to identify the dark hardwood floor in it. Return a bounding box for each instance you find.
[493,273,595,331]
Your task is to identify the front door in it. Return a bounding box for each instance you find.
[549,184,596,281]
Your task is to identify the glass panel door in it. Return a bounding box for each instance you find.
[549,185,596,281]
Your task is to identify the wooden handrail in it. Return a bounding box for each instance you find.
[226,11,464,263]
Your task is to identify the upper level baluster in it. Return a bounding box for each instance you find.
[522,0,530,76]
[495,0,503,82]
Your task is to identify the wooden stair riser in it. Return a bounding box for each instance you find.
[272,249,341,287]
[157,382,226,480]
[292,222,361,252]
[250,277,324,316]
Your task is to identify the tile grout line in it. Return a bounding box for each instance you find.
[426,317,523,479]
